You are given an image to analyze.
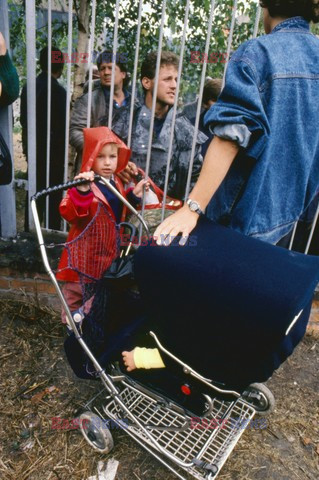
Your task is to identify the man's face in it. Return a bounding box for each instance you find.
[98,62,126,89]
[144,64,178,106]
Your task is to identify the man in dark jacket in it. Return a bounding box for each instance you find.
[21,46,66,230]
[111,51,207,200]
[69,50,131,159]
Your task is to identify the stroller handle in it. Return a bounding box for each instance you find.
[31,177,92,201]
[30,174,151,238]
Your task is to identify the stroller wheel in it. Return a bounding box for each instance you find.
[241,383,275,415]
[79,412,114,453]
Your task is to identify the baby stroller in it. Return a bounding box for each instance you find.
[31,176,319,480]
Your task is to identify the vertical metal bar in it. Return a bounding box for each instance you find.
[25,0,37,231]
[0,0,16,238]
[45,0,52,229]
[86,0,97,128]
[62,0,73,233]
[288,222,298,251]
[138,0,167,242]
[184,0,216,201]
[135,0,166,243]
[127,0,143,148]
[64,0,73,183]
[222,0,238,88]
[161,0,191,221]
[143,1,167,182]
[252,5,262,38]
[304,203,319,254]
[108,0,121,129]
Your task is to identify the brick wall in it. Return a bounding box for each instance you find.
[0,232,64,312]
[0,266,61,310]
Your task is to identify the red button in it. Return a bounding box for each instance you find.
[181,385,191,395]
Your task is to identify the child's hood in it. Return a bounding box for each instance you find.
[81,127,131,173]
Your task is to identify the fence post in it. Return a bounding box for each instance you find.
[25,0,37,231]
[0,0,17,238]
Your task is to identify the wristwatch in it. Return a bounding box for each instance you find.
[186,198,204,215]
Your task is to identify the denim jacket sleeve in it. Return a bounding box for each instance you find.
[204,54,270,161]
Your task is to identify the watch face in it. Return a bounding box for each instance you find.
[189,201,197,212]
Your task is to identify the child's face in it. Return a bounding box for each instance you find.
[93,143,118,178]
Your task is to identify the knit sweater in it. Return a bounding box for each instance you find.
[0,51,19,106]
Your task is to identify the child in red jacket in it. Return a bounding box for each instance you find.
[57,126,148,325]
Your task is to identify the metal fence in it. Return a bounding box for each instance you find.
[1,0,318,253]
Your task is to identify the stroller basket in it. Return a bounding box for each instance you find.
[100,380,255,479]
[31,175,260,480]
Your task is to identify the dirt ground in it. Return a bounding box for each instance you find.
[0,299,318,480]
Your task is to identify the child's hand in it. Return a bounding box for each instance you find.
[74,171,94,192]
[133,179,150,198]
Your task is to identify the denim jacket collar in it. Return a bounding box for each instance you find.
[271,16,310,34]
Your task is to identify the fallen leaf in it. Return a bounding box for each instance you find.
[31,389,47,404]
[302,437,312,446]
[30,386,59,404]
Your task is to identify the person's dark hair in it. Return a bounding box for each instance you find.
[202,78,222,105]
[260,0,319,23]
[96,50,129,86]
[141,51,179,81]
[39,46,64,74]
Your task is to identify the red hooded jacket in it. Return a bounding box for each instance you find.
[56,127,131,282]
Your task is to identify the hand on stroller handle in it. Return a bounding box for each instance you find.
[30,174,116,201]
[31,176,96,201]
[30,174,151,239]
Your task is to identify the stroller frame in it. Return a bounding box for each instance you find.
[31,176,256,480]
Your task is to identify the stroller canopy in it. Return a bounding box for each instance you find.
[134,217,319,390]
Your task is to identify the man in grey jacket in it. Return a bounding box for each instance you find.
[111,51,207,200]
[69,50,131,156]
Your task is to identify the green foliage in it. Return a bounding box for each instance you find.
[9,0,260,98]
[15,169,28,179]
[9,0,70,85]
[93,0,260,101]
[12,0,319,103]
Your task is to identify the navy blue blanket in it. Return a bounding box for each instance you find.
[134,217,319,390]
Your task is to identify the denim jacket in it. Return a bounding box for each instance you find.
[204,17,319,243]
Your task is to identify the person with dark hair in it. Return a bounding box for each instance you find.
[20,46,67,230]
[182,78,222,132]
[183,78,222,156]
[155,1,319,246]
[112,50,207,200]
[260,0,317,21]
[140,50,179,84]
[69,50,131,158]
